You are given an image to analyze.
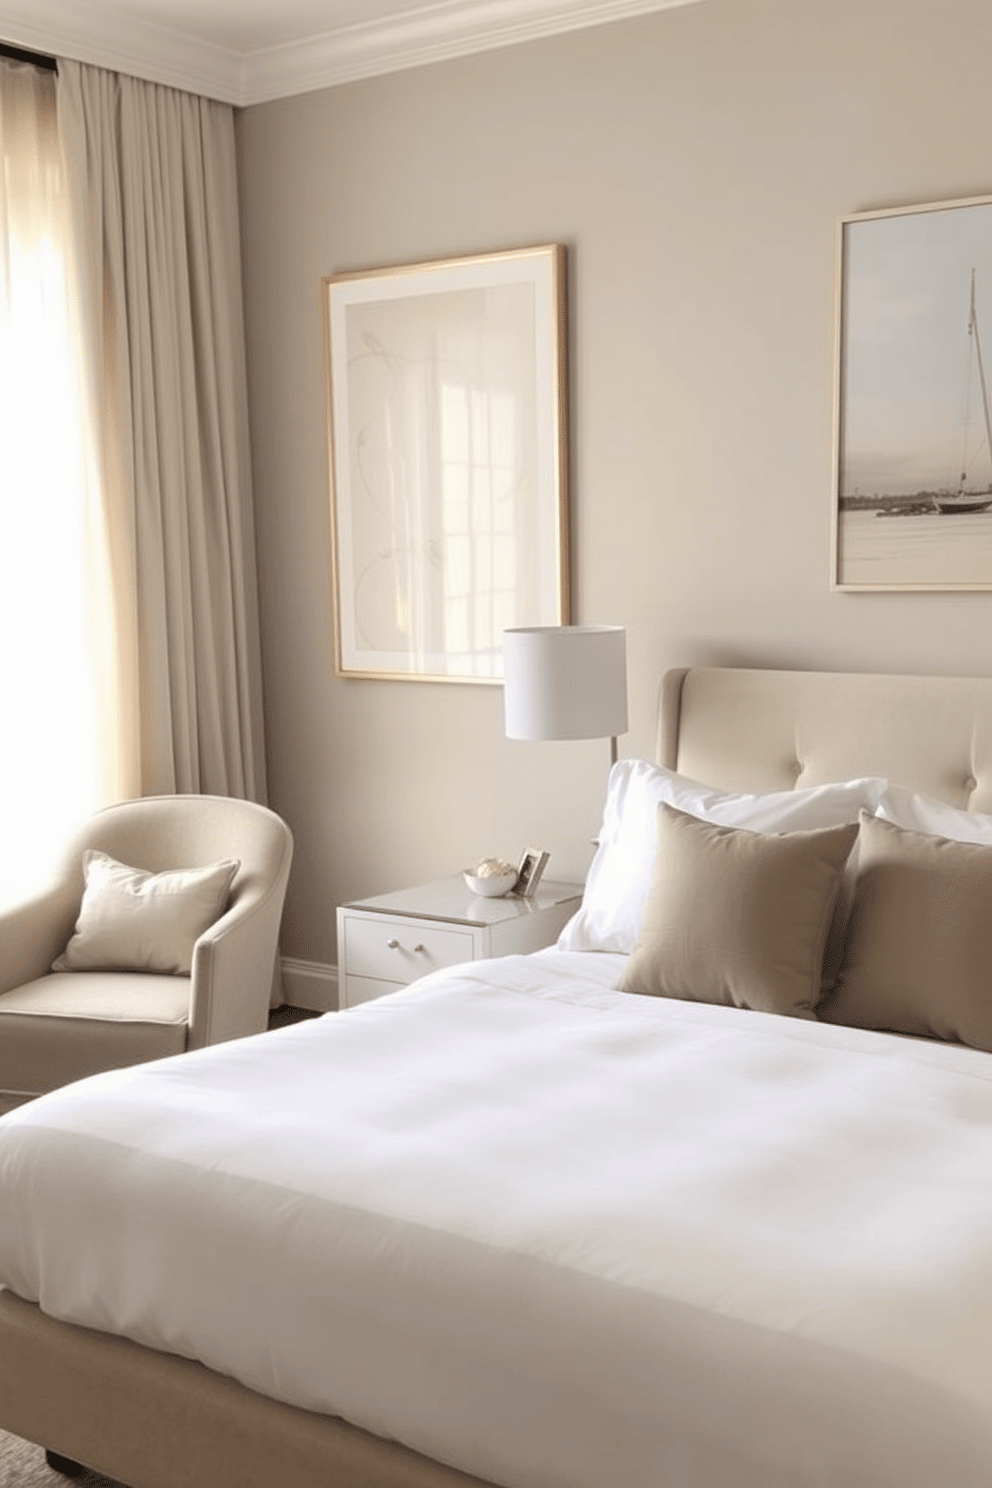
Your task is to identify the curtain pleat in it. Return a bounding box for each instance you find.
[56,60,268,804]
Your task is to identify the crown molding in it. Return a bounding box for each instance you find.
[0,0,705,107]
[245,0,705,105]
[0,0,244,103]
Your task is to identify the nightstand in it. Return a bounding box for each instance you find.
[336,877,583,1009]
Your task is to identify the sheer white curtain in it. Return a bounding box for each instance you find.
[57,61,268,803]
[0,59,118,904]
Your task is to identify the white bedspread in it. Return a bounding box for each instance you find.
[2,951,992,1488]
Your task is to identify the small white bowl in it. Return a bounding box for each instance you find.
[463,869,517,898]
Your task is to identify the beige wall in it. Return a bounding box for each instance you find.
[236,0,992,973]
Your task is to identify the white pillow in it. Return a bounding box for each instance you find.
[876,782,992,846]
[557,759,886,955]
[53,850,239,976]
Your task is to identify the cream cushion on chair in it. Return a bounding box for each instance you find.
[53,850,239,976]
[0,973,189,1095]
[0,795,293,1111]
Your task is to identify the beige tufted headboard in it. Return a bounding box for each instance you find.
[657,667,992,813]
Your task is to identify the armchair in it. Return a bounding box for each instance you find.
[0,795,293,1114]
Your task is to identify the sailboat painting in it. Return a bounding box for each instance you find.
[834,194,992,590]
[932,268,992,515]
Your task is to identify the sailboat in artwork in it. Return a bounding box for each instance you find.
[936,268,992,514]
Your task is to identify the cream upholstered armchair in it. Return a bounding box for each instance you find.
[0,795,293,1114]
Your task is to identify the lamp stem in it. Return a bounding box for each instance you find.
[609,735,618,768]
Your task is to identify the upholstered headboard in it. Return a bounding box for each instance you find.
[657,667,992,813]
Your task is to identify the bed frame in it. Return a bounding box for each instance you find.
[4,664,992,1488]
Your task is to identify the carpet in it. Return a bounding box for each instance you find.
[0,1432,124,1488]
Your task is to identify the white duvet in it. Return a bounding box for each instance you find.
[2,950,992,1488]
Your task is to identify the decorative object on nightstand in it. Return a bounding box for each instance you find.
[514,848,550,897]
[503,625,628,768]
[463,858,519,897]
[336,877,583,1009]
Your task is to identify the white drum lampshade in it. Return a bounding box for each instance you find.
[503,625,628,764]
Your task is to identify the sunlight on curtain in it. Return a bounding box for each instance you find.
[57,60,267,802]
[0,59,103,905]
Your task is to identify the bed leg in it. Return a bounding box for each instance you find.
[45,1448,89,1478]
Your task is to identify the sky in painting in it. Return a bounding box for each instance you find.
[839,198,992,497]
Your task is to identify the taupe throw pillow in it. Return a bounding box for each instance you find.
[822,812,992,1050]
[618,804,859,1018]
[53,849,239,977]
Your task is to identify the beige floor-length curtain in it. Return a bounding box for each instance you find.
[56,60,267,803]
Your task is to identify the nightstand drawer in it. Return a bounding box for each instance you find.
[343,915,476,982]
[345,974,405,1007]
[336,878,583,1013]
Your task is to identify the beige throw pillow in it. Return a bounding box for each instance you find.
[618,804,859,1018]
[822,812,992,1050]
[53,850,239,977]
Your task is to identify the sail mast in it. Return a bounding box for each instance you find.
[936,270,992,511]
[969,267,992,487]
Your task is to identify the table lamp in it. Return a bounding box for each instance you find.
[503,625,628,767]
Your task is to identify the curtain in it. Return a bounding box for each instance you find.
[0,58,114,902]
[56,60,268,803]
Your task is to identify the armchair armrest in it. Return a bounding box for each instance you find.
[186,846,292,1049]
[0,881,80,997]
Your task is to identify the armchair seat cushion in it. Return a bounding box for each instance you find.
[0,973,190,1097]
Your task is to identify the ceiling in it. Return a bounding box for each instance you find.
[0,0,704,106]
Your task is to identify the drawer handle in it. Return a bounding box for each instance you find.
[387,938,400,949]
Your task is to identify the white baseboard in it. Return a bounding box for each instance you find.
[280,956,339,1013]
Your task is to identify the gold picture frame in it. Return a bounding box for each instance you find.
[833,194,992,591]
[322,244,569,681]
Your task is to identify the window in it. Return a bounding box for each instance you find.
[0,59,103,903]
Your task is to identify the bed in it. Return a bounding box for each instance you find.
[4,664,992,1488]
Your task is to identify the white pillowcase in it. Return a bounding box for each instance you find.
[876,782,992,846]
[557,759,887,955]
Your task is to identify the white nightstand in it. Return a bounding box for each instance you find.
[336,877,583,1009]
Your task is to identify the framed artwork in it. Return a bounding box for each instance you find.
[322,244,569,681]
[833,194,992,590]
